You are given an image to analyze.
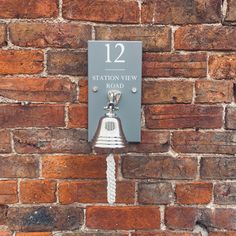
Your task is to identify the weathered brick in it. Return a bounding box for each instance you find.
[126,130,170,153]
[10,23,91,48]
[132,232,201,236]
[57,231,129,236]
[224,0,236,24]
[142,0,221,24]
[165,207,202,230]
[195,80,233,103]
[0,205,8,225]
[145,105,223,129]
[78,79,88,103]
[201,157,236,179]
[20,180,56,204]
[172,131,236,154]
[143,80,193,104]
[214,182,236,204]
[0,156,39,178]
[0,50,44,75]
[86,206,160,230]
[95,26,171,52]
[209,55,236,79]
[63,0,139,23]
[42,155,106,179]
[0,130,11,153]
[176,182,212,204]
[0,181,18,204]
[68,104,88,128]
[48,51,87,76]
[7,206,83,231]
[209,232,236,236]
[59,181,135,204]
[13,129,91,154]
[0,104,65,128]
[0,24,6,47]
[138,182,174,204]
[226,106,236,129]
[175,25,236,51]
[16,233,52,236]
[59,233,128,236]
[0,0,58,18]
[122,156,197,180]
[0,77,76,102]
[143,53,207,78]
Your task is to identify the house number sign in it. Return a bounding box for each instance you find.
[88,40,142,142]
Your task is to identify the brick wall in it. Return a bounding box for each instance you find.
[0,0,235,235]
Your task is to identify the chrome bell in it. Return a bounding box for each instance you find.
[93,115,126,148]
[92,90,127,149]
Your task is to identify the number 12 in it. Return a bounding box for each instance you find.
[105,43,125,63]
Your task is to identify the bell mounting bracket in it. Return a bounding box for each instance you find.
[88,40,142,142]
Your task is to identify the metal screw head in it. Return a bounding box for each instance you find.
[131,87,137,93]
[92,86,98,92]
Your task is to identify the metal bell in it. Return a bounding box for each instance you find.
[92,115,126,148]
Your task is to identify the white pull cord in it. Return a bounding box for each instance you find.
[106,153,116,204]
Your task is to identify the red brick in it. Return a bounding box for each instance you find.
[20,180,56,203]
[63,0,139,23]
[212,209,236,230]
[48,51,87,76]
[214,182,236,205]
[7,206,83,231]
[16,233,52,236]
[165,207,201,230]
[138,182,174,204]
[10,23,91,48]
[78,79,88,103]
[60,233,128,236]
[132,232,201,236]
[209,232,236,236]
[68,104,88,128]
[145,105,223,129]
[0,104,65,128]
[59,181,135,204]
[0,180,17,204]
[224,0,236,24]
[209,55,236,79]
[0,130,11,153]
[172,131,236,154]
[0,77,76,102]
[195,80,233,103]
[143,53,207,78]
[226,106,236,129]
[0,232,11,236]
[0,50,44,75]
[42,155,106,179]
[122,156,197,180]
[0,24,6,46]
[95,26,171,52]
[0,156,39,178]
[0,0,58,18]
[175,25,236,51]
[126,130,170,153]
[86,206,160,230]
[13,129,91,154]
[201,157,236,179]
[143,80,193,104]
[176,182,212,204]
[142,0,221,24]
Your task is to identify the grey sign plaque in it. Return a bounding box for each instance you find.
[88,40,142,142]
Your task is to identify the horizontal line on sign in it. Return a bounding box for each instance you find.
[105,69,126,71]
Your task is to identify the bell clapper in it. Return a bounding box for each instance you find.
[106,153,116,204]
